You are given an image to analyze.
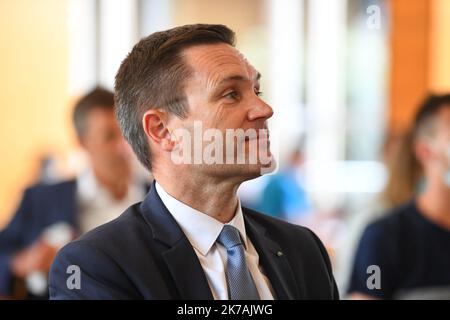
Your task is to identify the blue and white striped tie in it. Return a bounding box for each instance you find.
[217,225,260,300]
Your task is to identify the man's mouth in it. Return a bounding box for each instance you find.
[244,134,270,142]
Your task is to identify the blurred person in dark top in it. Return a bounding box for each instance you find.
[335,129,424,294]
[0,87,147,299]
[348,94,450,299]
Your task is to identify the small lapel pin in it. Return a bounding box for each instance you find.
[276,251,283,257]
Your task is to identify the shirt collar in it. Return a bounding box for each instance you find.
[76,168,144,205]
[76,169,102,204]
[155,181,248,256]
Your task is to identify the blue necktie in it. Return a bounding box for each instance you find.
[217,225,260,300]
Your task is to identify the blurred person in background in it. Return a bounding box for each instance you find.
[255,141,312,222]
[0,87,148,299]
[335,130,424,293]
[348,94,450,299]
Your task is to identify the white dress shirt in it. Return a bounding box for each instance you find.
[155,182,274,300]
[76,170,146,234]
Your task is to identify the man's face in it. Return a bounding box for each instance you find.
[81,108,132,178]
[168,43,274,180]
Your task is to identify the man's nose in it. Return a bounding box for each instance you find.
[247,99,274,122]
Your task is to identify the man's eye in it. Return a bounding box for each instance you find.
[224,91,239,100]
[255,89,263,97]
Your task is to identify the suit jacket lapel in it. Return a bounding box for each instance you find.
[140,182,213,300]
[162,237,214,299]
[244,210,300,300]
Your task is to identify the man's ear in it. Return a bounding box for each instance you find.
[142,109,176,151]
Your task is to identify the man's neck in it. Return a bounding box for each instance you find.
[417,180,450,230]
[92,167,129,201]
[154,170,241,223]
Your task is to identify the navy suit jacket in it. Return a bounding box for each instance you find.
[0,180,77,296]
[49,182,339,300]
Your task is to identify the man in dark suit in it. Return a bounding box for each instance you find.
[49,24,339,300]
[0,88,146,298]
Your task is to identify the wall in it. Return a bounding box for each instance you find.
[388,0,450,134]
[0,0,72,228]
[430,0,450,92]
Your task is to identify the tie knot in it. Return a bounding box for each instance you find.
[217,225,243,250]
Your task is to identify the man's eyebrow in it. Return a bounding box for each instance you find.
[214,72,262,88]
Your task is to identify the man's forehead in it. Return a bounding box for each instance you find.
[183,43,259,82]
